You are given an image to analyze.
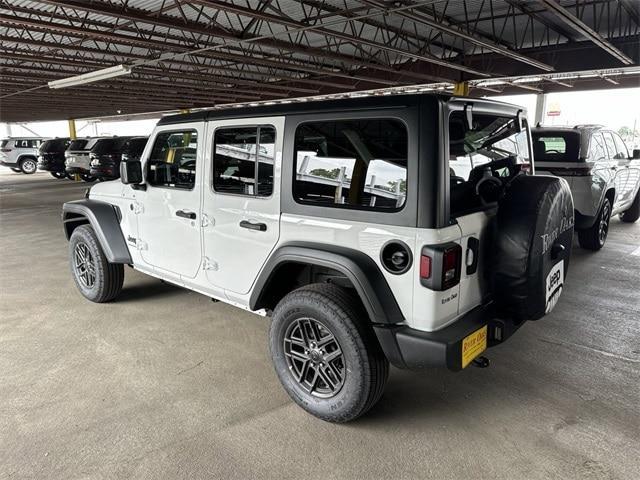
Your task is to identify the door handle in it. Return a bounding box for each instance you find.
[239,220,267,231]
[176,210,196,220]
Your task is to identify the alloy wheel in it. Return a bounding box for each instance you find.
[283,318,345,398]
[74,242,96,288]
[22,159,36,173]
[599,201,611,245]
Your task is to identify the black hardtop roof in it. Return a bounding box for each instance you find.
[157,93,525,126]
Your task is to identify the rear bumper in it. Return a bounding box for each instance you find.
[65,166,90,175]
[374,303,525,371]
[38,159,65,172]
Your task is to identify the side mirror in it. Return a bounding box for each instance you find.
[120,160,143,185]
[632,149,640,160]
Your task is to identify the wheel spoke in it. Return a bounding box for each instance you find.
[324,348,342,363]
[317,367,336,390]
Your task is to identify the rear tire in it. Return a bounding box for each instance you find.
[269,283,389,423]
[80,174,96,183]
[620,189,640,223]
[51,171,66,179]
[69,225,124,303]
[578,197,611,250]
[19,157,37,174]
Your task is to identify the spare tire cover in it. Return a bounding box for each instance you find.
[493,174,574,321]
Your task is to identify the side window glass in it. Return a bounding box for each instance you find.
[213,126,275,197]
[293,118,408,211]
[611,133,629,160]
[588,133,607,162]
[147,130,198,189]
[603,133,618,160]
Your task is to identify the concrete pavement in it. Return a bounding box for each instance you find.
[1,170,639,479]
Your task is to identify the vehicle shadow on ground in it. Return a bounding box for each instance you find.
[117,280,186,303]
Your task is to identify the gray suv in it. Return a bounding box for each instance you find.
[533,125,640,250]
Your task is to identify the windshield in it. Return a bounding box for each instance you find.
[92,138,131,155]
[531,131,581,162]
[0,140,8,148]
[40,138,69,153]
[68,139,89,151]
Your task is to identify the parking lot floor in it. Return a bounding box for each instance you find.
[1,171,639,479]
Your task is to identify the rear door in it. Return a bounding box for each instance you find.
[448,107,532,315]
[602,131,628,210]
[201,117,284,294]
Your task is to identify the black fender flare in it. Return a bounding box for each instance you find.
[62,199,132,264]
[249,243,404,325]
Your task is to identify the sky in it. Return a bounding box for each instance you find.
[488,87,640,131]
[2,87,639,139]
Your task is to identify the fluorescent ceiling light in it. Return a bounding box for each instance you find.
[48,64,132,89]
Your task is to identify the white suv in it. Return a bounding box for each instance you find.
[533,126,640,250]
[0,137,44,174]
[62,94,574,422]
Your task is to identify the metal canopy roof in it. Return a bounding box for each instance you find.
[0,0,638,122]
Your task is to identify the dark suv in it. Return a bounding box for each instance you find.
[89,137,134,180]
[121,137,149,163]
[37,138,71,179]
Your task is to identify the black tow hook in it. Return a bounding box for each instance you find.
[472,356,490,368]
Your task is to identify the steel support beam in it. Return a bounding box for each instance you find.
[359,0,555,72]
[537,0,635,65]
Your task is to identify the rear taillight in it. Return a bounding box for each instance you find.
[420,242,462,291]
[419,255,432,279]
[442,245,462,289]
[549,167,592,176]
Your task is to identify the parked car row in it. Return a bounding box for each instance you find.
[36,136,148,182]
[1,135,148,182]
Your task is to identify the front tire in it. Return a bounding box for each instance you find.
[269,283,389,423]
[51,171,66,179]
[620,189,640,223]
[69,225,124,303]
[578,197,611,250]
[19,157,37,174]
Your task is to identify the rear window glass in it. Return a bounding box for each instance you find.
[40,139,69,152]
[293,118,408,211]
[92,138,130,154]
[68,139,89,150]
[532,132,580,162]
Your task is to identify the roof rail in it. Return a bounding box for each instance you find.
[573,124,604,129]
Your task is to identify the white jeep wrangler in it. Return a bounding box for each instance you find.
[63,94,574,422]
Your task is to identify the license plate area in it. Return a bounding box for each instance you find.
[461,325,487,368]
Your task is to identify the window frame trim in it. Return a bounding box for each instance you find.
[145,128,199,191]
[291,117,410,213]
[211,123,277,199]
